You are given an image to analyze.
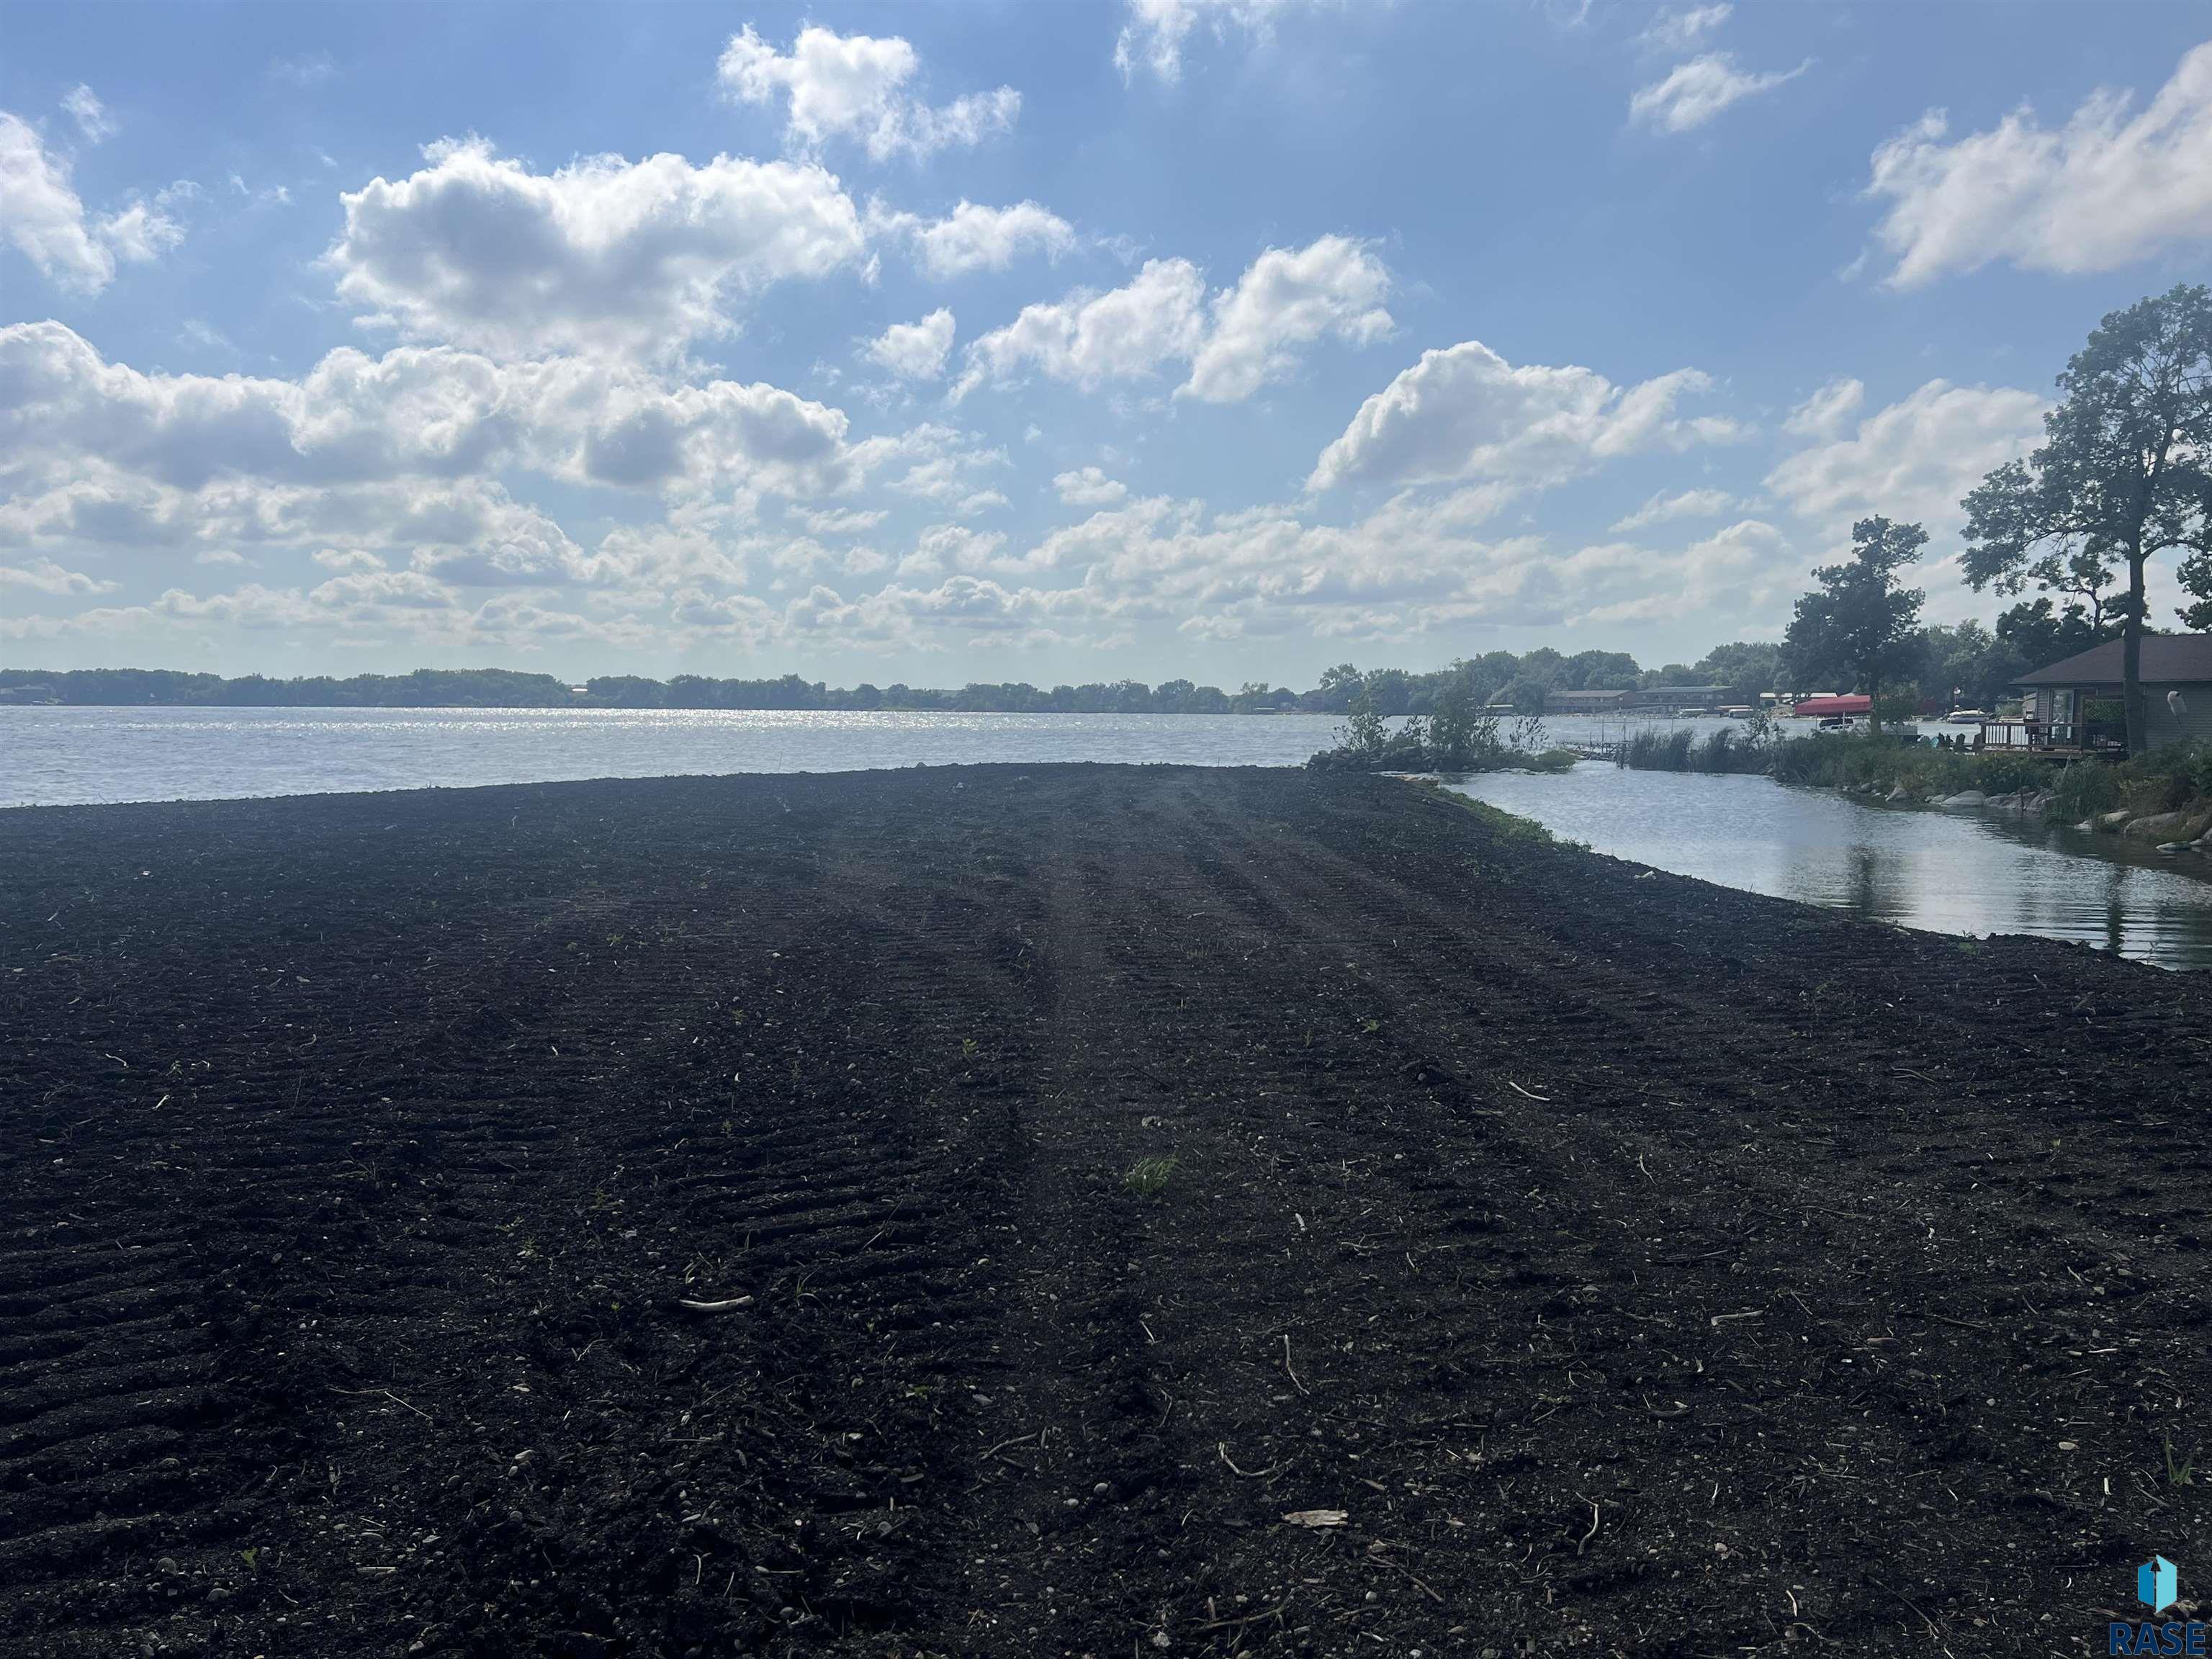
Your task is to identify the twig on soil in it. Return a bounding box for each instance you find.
[1925,1312,1997,1334]
[1282,1335,1309,1395]
[1218,1443,1282,1479]
[1364,1544,1446,1604]
[1196,1599,1290,1633]
[1709,1310,1764,1327]
[1881,1581,1943,1638]
[981,1432,1040,1460]
[677,1295,755,1313]
[328,1386,433,1422]
[1507,1080,1550,1102]
[1576,1500,1601,1554]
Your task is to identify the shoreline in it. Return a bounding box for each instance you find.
[4,766,2206,1654]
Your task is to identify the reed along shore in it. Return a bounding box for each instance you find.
[4,765,2206,1657]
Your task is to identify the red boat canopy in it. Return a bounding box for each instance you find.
[1791,694,1873,716]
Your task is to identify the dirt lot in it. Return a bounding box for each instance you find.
[1,765,2206,1658]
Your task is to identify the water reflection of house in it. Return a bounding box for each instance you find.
[2002,634,2212,754]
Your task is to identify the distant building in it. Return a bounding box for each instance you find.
[1544,688,1636,714]
[2014,634,2212,752]
[1632,684,1729,711]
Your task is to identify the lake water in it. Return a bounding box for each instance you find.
[0,705,1362,807]
[7,705,2208,968]
[1451,763,2212,971]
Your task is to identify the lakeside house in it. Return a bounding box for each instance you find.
[1545,688,1637,714]
[1633,684,1729,712]
[2002,634,2212,754]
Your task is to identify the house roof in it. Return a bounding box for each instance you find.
[2016,634,2212,688]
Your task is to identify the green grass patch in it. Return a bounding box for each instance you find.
[1123,1154,1179,1197]
[1422,785,1582,849]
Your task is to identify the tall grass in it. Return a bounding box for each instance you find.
[2049,741,2212,824]
[1766,733,2046,796]
[1617,724,1771,775]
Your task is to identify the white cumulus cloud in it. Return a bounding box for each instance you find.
[1764,378,2048,539]
[1864,41,2212,288]
[956,236,1390,403]
[862,308,957,379]
[328,137,866,359]
[1054,466,1129,507]
[1114,0,1320,85]
[1630,53,1809,133]
[1609,487,1737,532]
[1781,377,1866,441]
[0,112,181,293]
[1183,234,1391,403]
[63,85,116,143]
[956,258,1209,398]
[719,24,1020,162]
[0,557,119,595]
[883,198,1077,279]
[0,319,866,591]
[1308,339,1740,493]
[1638,5,1731,54]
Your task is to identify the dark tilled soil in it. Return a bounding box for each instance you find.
[2,765,2207,1658]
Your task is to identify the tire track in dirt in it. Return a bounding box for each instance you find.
[1146,774,2205,1652]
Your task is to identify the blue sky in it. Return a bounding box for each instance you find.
[4,1,2208,685]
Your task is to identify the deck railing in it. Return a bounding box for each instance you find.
[1975,719,2125,755]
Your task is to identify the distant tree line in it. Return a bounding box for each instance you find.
[0,615,2074,717]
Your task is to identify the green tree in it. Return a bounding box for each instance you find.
[1362,667,1412,715]
[1692,641,1784,700]
[1910,620,2031,713]
[2179,556,2212,631]
[1342,683,1387,755]
[1561,649,1640,691]
[1995,597,2111,667]
[1498,676,1548,716]
[1315,662,1363,712]
[1784,516,1927,736]
[1960,282,2212,755]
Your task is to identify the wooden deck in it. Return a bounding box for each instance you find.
[1972,720,2126,760]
